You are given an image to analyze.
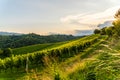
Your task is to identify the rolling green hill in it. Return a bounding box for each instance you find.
[0,33,120,80]
[0,34,105,80]
[12,37,85,55]
[12,41,69,55]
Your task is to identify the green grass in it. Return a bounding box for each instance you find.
[67,37,120,80]
[12,35,97,56]
[12,41,70,55]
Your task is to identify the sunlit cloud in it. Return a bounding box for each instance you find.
[0,0,120,35]
[61,6,120,26]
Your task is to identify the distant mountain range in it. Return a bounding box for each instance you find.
[0,31,22,36]
[73,30,93,36]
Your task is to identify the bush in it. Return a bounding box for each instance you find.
[3,48,13,57]
[94,29,101,34]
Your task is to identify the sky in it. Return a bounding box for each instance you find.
[0,0,120,35]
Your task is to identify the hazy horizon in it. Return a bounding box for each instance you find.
[0,0,120,35]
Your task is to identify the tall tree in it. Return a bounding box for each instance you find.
[113,8,120,36]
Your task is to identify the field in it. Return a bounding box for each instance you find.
[12,41,69,55]
[12,37,82,55]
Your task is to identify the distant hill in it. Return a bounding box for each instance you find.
[0,31,22,36]
[0,33,80,48]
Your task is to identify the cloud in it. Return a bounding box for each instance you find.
[97,21,113,29]
[61,6,120,26]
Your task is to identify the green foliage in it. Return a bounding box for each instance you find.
[112,9,120,36]
[0,48,13,58]
[105,27,114,37]
[100,27,107,35]
[0,33,79,48]
[0,49,3,54]
[12,43,53,55]
[12,41,69,55]
[98,52,112,60]
[86,71,96,80]
[3,48,13,57]
[99,26,115,36]
[113,20,120,36]
[80,35,108,59]
[54,73,61,80]
[94,29,101,34]
[0,35,100,71]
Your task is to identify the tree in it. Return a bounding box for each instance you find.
[3,48,13,57]
[115,8,120,19]
[94,29,101,34]
[113,8,120,36]
[100,27,107,35]
[105,27,113,37]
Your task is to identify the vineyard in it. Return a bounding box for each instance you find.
[12,41,70,55]
[1,0,120,79]
[0,34,101,72]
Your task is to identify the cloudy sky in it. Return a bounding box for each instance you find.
[0,0,120,35]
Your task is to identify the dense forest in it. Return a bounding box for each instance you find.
[0,33,80,48]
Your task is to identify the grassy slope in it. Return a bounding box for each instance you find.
[0,35,100,80]
[16,35,107,80]
[12,41,70,55]
[0,35,107,80]
[12,35,92,55]
[67,38,120,80]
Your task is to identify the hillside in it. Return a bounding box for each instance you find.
[0,33,79,48]
[0,34,106,80]
[67,37,120,80]
[1,0,120,80]
[12,41,70,55]
[0,11,120,79]
[0,33,120,80]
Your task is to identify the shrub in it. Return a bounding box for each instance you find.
[3,48,13,57]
